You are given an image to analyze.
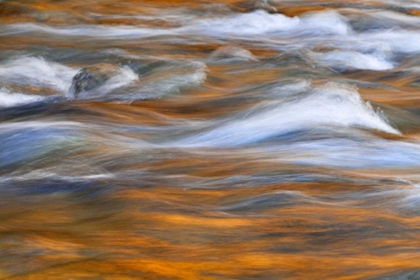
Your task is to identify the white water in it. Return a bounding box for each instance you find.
[0,87,45,107]
[0,57,78,92]
[314,50,395,71]
[180,82,400,147]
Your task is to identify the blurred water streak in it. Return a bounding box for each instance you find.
[1,0,420,279]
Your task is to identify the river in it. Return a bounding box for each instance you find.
[1,0,420,279]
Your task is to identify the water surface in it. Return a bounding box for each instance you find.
[1,0,420,279]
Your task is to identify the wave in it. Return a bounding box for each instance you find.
[1,10,351,39]
[0,121,85,169]
[0,175,110,195]
[178,82,399,147]
[266,138,420,168]
[0,56,78,93]
[118,61,207,100]
[265,79,312,98]
[344,9,420,31]
[218,191,313,212]
[313,50,395,71]
[0,23,172,38]
[208,45,259,63]
[74,60,207,101]
[357,30,420,54]
[72,65,139,100]
[0,56,206,103]
[184,9,352,37]
[218,180,420,213]
[0,87,45,108]
[3,10,420,69]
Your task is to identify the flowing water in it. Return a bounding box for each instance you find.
[1,0,420,279]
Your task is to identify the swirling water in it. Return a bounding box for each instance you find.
[1,0,420,279]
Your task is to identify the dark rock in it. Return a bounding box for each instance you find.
[69,63,122,99]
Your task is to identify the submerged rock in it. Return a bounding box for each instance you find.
[123,60,167,76]
[254,0,278,14]
[69,63,124,99]
[209,45,258,62]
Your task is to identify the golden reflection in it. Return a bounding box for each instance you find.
[1,0,420,279]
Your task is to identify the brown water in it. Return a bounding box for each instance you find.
[1,0,420,279]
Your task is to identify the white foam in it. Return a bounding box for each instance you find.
[152,67,207,94]
[2,10,351,39]
[358,30,420,54]
[129,61,207,99]
[321,30,420,57]
[188,10,300,36]
[185,10,351,37]
[299,10,352,36]
[0,87,45,107]
[0,57,78,92]
[162,61,208,91]
[102,66,139,91]
[74,61,207,101]
[344,30,420,54]
[179,82,399,147]
[265,79,311,98]
[314,50,395,71]
[10,7,420,68]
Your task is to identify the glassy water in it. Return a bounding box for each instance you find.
[1,0,420,279]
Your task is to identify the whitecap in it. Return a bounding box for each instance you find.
[326,30,420,57]
[178,82,399,147]
[0,57,78,92]
[185,9,352,38]
[266,79,312,98]
[358,30,420,54]
[299,10,352,36]
[2,10,352,39]
[187,10,300,36]
[99,66,139,93]
[314,50,395,71]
